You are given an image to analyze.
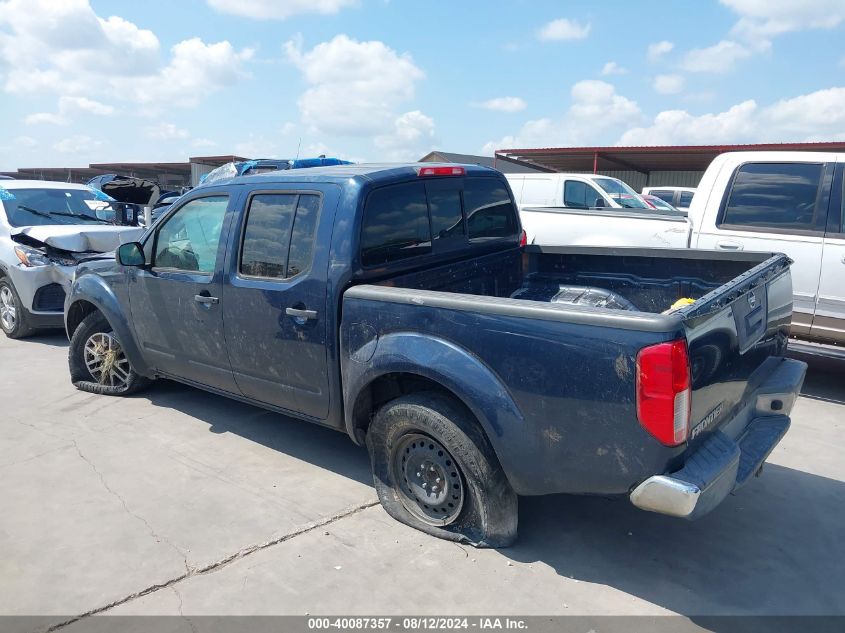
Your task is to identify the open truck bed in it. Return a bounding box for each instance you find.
[342,245,804,517]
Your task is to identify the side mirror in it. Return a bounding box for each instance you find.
[116,242,146,267]
[593,198,607,208]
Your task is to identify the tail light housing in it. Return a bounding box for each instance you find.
[636,339,691,446]
[519,230,527,247]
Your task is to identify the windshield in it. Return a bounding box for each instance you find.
[0,187,119,228]
[593,177,650,209]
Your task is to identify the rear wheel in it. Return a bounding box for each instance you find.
[367,392,518,547]
[68,312,151,396]
[0,278,35,339]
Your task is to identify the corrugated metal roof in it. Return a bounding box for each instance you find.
[496,142,845,173]
[420,151,546,173]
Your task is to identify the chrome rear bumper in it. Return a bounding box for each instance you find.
[630,358,806,519]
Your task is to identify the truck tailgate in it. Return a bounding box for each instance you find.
[676,253,795,450]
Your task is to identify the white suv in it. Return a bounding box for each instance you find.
[0,180,142,338]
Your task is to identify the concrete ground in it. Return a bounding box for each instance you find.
[1,332,843,629]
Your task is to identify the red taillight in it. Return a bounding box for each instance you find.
[519,230,527,247]
[417,166,465,177]
[636,339,691,446]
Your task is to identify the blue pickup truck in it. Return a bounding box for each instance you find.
[64,163,806,547]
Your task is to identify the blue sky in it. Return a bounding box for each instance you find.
[1,0,844,171]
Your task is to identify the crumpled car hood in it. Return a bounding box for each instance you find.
[10,225,145,253]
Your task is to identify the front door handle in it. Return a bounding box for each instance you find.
[286,307,318,320]
[716,240,743,250]
[194,294,219,305]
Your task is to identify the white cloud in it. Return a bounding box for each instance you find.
[618,86,845,145]
[23,95,115,125]
[53,134,103,154]
[207,0,357,20]
[601,61,627,76]
[482,80,641,152]
[116,38,253,108]
[374,110,436,161]
[284,34,428,142]
[721,0,845,48]
[280,122,297,135]
[14,135,37,148]
[58,95,115,116]
[763,87,845,140]
[476,97,527,113]
[653,74,685,95]
[619,101,758,145]
[680,40,751,73]
[145,123,189,140]
[234,135,281,158]
[647,40,674,62]
[537,18,591,41]
[0,0,160,94]
[25,112,65,125]
[191,138,217,149]
[0,1,252,112]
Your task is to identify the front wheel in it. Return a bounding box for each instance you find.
[68,312,151,396]
[0,278,35,339]
[367,392,518,548]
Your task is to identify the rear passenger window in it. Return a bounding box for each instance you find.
[721,163,824,231]
[361,182,431,267]
[678,191,694,207]
[464,178,518,241]
[287,195,320,277]
[240,193,320,279]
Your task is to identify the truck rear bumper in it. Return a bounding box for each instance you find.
[629,358,806,519]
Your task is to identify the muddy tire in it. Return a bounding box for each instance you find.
[367,392,518,548]
[0,278,35,339]
[68,312,151,396]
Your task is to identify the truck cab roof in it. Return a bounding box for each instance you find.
[212,162,501,188]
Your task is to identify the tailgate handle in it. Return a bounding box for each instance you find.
[717,240,743,250]
[286,307,318,321]
[746,306,764,332]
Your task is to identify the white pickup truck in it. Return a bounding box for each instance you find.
[507,153,844,354]
[689,151,844,354]
[506,173,691,248]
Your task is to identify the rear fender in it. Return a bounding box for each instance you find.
[344,331,526,485]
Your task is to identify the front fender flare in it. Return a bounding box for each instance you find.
[66,274,152,377]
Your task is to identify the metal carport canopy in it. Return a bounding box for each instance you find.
[495,142,845,174]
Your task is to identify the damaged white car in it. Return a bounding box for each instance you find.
[0,180,144,338]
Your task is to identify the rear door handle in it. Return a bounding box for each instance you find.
[716,240,743,250]
[286,307,318,320]
[194,294,219,305]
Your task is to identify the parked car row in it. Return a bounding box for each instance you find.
[507,172,692,249]
[514,152,845,355]
[59,162,805,546]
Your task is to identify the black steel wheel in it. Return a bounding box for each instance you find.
[391,433,465,526]
[367,392,518,547]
